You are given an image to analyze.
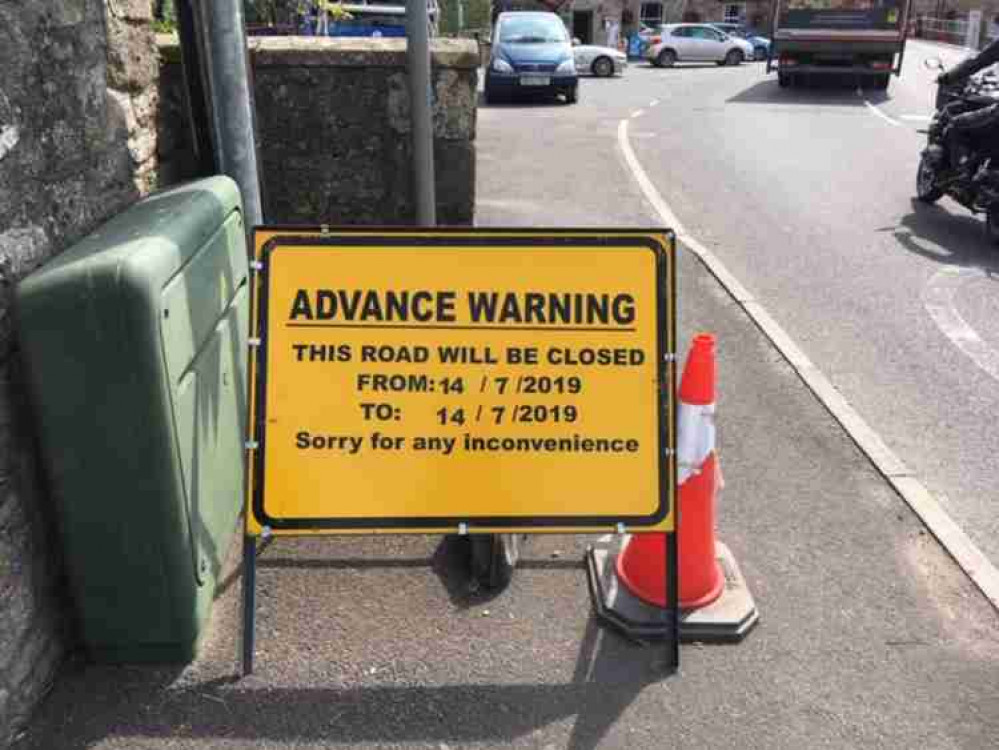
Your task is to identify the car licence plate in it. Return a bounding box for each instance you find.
[519,75,551,86]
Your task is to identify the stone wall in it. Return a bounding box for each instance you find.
[0,2,159,746]
[159,36,478,225]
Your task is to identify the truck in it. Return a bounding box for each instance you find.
[767,0,912,89]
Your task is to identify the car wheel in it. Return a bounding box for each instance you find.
[655,49,676,68]
[724,49,743,66]
[916,152,944,204]
[592,56,614,77]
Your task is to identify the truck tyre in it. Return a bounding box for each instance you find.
[778,72,791,88]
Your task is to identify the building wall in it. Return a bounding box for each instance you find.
[0,1,160,747]
[160,37,479,225]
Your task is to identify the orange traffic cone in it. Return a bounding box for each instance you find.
[615,333,724,609]
[586,333,758,643]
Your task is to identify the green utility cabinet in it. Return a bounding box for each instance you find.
[16,176,249,662]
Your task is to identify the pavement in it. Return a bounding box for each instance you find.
[17,51,999,750]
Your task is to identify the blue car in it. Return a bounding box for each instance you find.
[710,23,771,62]
[485,12,579,105]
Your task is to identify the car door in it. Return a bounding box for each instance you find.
[698,26,729,61]
[668,27,693,60]
[685,26,720,61]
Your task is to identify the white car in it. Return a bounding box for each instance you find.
[645,23,754,67]
[572,41,628,77]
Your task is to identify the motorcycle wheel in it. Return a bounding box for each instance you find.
[916,153,944,204]
[986,208,999,246]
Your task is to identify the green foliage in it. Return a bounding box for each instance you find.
[244,0,279,24]
[153,19,178,33]
[321,1,354,22]
[438,0,493,34]
[154,0,177,30]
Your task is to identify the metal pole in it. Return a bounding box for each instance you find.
[175,0,215,176]
[198,0,265,229]
[666,531,680,673]
[407,0,437,226]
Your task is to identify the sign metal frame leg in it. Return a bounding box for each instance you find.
[666,530,679,672]
[242,534,257,676]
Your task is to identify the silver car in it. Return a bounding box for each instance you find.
[572,40,628,77]
[645,23,754,67]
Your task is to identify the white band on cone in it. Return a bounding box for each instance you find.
[677,400,716,485]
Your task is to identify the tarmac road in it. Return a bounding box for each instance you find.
[551,41,999,578]
[15,42,999,750]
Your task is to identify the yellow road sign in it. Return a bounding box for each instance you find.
[247,230,676,535]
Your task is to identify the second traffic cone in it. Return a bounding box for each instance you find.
[615,333,724,609]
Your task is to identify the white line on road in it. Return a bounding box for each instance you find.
[617,116,999,613]
[864,99,903,127]
[649,99,661,107]
[618,120,686,232]
[923,266,999,383]
[631,109,645,119]
[0,125,19,161]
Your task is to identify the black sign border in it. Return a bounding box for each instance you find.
[250,231,675,531]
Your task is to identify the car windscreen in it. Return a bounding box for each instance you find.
[498,16,568,43]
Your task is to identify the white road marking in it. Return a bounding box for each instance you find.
[617,119,685,233]
[631,109,645,119]
[864,99,903,127]
[923,266,999,383]
[0,125,18,161]
[617,115,999,613]
[649,99,661,107]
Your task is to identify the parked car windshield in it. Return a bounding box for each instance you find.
[499,16,568,43]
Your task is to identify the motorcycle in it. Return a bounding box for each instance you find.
[916,58,999,244]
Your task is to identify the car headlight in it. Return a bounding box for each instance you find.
[556,58,576,74]
[492,58,514,73]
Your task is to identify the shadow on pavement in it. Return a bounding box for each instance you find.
[728,76,891,105]
[651,62,739,70]
[431,533,506,606]
[214,535,274,598]
[429,535,580,607]
[886,198,999,272]
[17,616,667,750]
[477,90,572,108]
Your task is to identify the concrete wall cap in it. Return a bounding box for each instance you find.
[156,35,479,69]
